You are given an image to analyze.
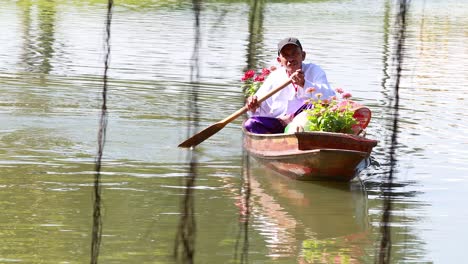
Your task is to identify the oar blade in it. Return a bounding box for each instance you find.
[178,122,226,148]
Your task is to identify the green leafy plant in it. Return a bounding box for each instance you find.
[303,88,359,134]
[240,66,275,97]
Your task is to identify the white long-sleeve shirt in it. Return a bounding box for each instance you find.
[251,63,335,118]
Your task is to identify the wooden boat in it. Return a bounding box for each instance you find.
[243,130,378,181]
[243,104,378,181]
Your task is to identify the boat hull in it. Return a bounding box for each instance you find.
[243,131,378,181]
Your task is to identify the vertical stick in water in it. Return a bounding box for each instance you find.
[234,153,251,264]
[235,0,265,261]
[91,1,113,263]
[174,0,201,263]
[378,0,409,263]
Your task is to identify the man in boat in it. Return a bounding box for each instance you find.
[244,37,336,134]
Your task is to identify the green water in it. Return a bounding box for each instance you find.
[1,0,467,263]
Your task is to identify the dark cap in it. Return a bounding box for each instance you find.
[277,37,302,55]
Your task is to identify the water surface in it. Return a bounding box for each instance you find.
[0,0,467,263]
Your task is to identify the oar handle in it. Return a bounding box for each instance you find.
[257,78,293,104]
[220,78,292,124]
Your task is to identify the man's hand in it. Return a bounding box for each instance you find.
[278,113,294,126]
[246,96,259,112]
[290,69,305,87]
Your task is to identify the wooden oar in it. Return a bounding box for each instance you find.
[178,78,292,148]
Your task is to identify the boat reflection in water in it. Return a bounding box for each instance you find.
[242,164,370,262]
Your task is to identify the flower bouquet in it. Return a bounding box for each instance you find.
[285,88,371,135]
[240,66,275,97]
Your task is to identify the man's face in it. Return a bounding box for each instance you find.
[277,44,306,74]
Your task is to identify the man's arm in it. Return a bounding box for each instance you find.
[303,65,335,99]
